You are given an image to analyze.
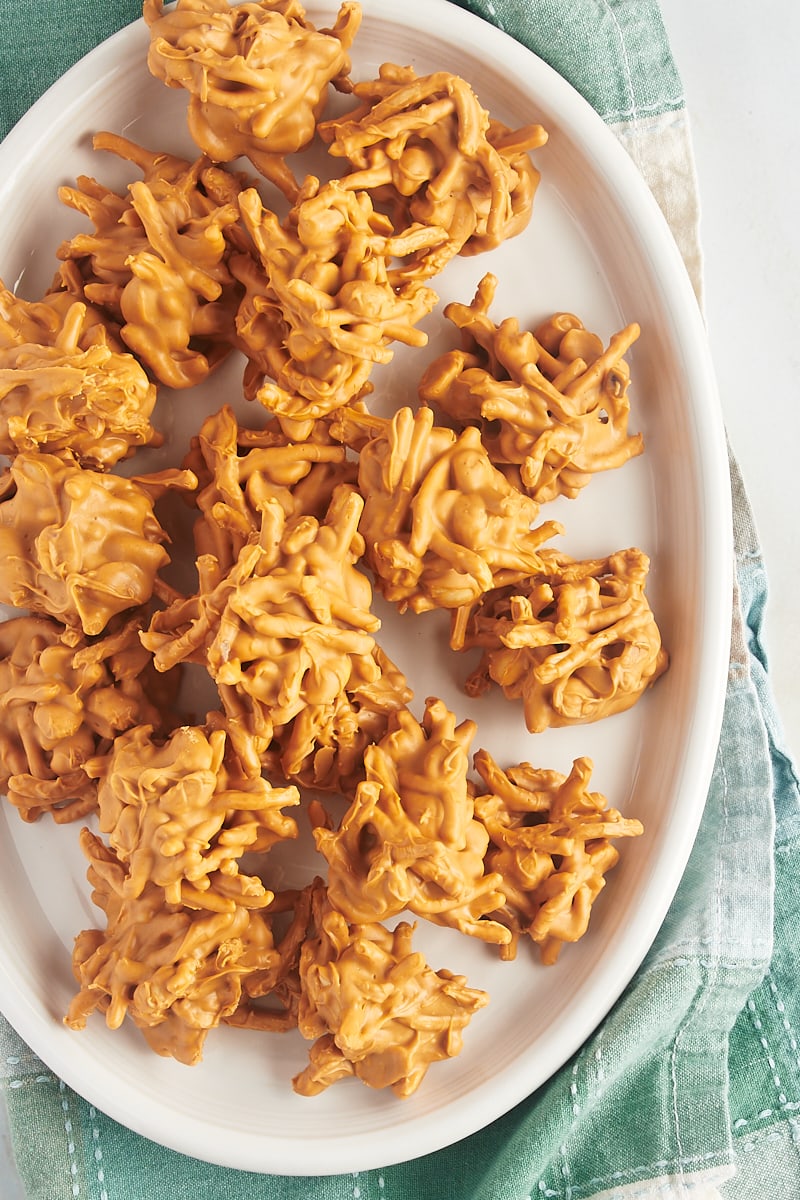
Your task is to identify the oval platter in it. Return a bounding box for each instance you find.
[0,0,732,1175]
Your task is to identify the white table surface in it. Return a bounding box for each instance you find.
[663,0,800,765]
[2,2,798,1193]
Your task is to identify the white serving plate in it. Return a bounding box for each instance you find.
[0,0,732,1176]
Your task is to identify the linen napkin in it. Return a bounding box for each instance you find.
[2,2,799,1198]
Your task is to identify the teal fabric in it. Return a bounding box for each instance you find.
[454,0,685,124]
[2,2,798,1198]
[0,2,142,139]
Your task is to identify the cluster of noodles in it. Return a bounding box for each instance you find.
[0,0,666,1101]
[233,180,443,428]
[0,450,195,637]
[64,830,301,1063]
[313,698,509,944]
[319,62,548,280]
[85,723,300,907]
[0,284,159,468]
[184,403,356,572]
[0,613,173,822]
[0,279,113,350]
[331,404,563,612]
[471,751,644,964]
[451,548,669,732]
[55,133,249,389]
[143,0,362,199]
[420,272,644,502]
[143,480,412,792]
[294,880,489,1097]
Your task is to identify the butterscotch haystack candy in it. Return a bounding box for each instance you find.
[314,697,510,944]
[56,132,247,388]
[319,63,547,281]
[0,279,119,354]
[0,614,169,823]
[0,294,159,468]
[185,403,355,572]
[85,722,300,911]
[419,273,643,502]
[293,882,489,1097]
[452,548,668,732]
[144,0,362,199]
[472,750,643,964]
[143,488,411,789]
[233,181,441,425]
[55,135,200,317]
[65,828,284,1065]
[0,452,195,638]
[331,404,563,612]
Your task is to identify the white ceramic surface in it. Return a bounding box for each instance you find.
[0,0,731,1176]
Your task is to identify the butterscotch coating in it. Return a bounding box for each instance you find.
[472,750,643,964]
[331,404,563,612]
[453,548,668,731]
[0,280,119,353]
[57,133,247,388]
[224,882,316,1033]
[0,453,192,637]
[314,697,509,944]
[233,181,441,421]
[65,828,282,1065]
[419,273,644,502]
[56,132,237,306]
[143,488,411,789]
[144,0,361,198]
[319,63,547,280]
[293,884,489,1096]
[0,297,159,468]
[85,723,300,911]
[270,638,412,791]
[0,614,166,823]
[185,404,355,573]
